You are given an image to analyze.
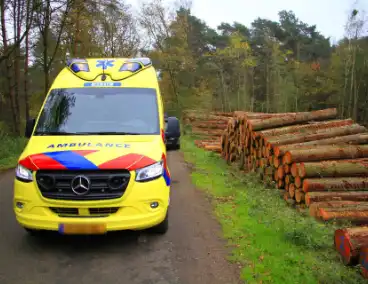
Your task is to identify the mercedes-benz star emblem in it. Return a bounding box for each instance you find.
[71,175,91,196]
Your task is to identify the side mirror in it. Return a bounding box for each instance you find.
[25,118,36,138]
[164,112,168,122]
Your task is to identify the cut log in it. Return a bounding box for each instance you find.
[274,144,341,158]
[359,247,368,279]
[295,190,305,203]
[309,201,368,217]
[264,124,366,147]
[295,177,302,188]
[299,133,368,146]
[289,183,295,198]
[284,145,368,164]
[291,163,300,177]
[298,159,368,178]
[305,191,368,206]
[334,226,368,265]
[273,134,368,157]
[191,127,225,136]
[184,114,231,122]
[183,110,234,118]
[254,119,354,138]
[192,122,229,130]
[247,108,337,131]
[284,164,290,174]
[302,177,368,193]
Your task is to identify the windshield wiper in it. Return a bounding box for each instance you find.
[34,131,79,136]
[75,131,141,135]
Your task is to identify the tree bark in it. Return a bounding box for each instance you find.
[284,145,368,164]
[299,159,368,178]
[256,119,353,139]
[265,124,366,147]
[247,108,337,131]
[302,177,368,193]
[309,201,366,217]
[305,191,368,206]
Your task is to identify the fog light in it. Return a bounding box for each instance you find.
[16,202,24,209]
[150,202,159,208]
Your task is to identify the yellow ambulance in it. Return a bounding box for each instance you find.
[13,58,177,235]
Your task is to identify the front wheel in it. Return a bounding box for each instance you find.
[150,211,169,234]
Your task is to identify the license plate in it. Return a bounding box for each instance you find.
[59,223,106,235]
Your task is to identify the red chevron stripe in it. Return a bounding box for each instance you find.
[161,129,165,144]
[19,154,67,170]
[162,153,170,179]
[98,154,156,170]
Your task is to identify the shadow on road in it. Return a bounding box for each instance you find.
[19,230,162,254]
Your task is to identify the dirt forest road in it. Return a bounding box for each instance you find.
[0,151,240,284]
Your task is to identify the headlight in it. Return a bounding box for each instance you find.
[135,161,163,182]
[15,164,33,182]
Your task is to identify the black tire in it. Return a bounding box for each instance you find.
[150,211,169,234]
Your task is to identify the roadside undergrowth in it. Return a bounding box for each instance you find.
[181,135,364,284]
[0,134,27,171]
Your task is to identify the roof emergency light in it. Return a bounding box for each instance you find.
[119,62,142,72]
[67,58,90,73]
[119,57,152,73]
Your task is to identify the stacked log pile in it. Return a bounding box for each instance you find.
[188,107,368,278]
[183,110,233,153]
[220,108,368,218]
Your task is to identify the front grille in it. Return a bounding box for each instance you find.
[50,207,120,217]
[89,207,119,215]
[50,207,79,217]
[36,170,130,201]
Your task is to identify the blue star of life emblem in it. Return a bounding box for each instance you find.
[96,60,115,70]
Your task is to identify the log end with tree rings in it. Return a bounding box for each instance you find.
[290,163,297,177]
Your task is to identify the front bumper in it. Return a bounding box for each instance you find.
[13,175,170,233]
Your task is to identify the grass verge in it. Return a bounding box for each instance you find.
[181,135,364,284]
[0,134,28,171]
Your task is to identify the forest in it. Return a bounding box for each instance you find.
[0,0,367,136]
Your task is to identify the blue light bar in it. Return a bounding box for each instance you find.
[84,82,121,87]
[126,57,152,66]
[119,62,142,72]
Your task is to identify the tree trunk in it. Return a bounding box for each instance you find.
[264,124,366,147]
[248,108,337,131]
[284,145,368,164]
[274,144,340,158]
[13,0,21,131]
[309,201,367,217]
[299,159,368,178]
[302,177,368,193]
[298,133,368,146]
[305,191,368,206]
[334,226,368,265]
[1,0,19,134]
[255,119,353,139]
